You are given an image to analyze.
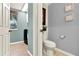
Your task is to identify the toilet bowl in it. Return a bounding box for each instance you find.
[43,40,56,56]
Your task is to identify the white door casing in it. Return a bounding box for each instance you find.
[32,3,38,56]
[0,3,3,56]
[0,3,10,56]
[37,3,43,56]
[42,4,48,41]
[37,4,48,56]
[42,4,48,55]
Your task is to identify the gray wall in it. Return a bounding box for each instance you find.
[48,3,79,55]
[10,11,27,43]
[28,3,33,54]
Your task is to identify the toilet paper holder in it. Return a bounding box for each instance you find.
[59,35,66,39]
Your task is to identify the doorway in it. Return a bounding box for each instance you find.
[0,3,44,56]
[10,3,29,56]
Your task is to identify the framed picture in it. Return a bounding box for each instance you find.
[64,4,72,12]
[65,14,73,22]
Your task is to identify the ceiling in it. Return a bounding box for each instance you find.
[10,3,25,10]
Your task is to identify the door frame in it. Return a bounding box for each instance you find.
[31,3,43,56]
[32,3,38,55]
[37,3,43,56]
[32,3,48,56]
[2,3,47,56]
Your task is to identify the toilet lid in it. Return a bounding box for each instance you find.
[44,40,56,47]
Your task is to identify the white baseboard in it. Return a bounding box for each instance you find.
[55,48,75,56]
[27,50,32,56]
[10,41,24,45]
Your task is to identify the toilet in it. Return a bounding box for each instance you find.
[43,40,56,56]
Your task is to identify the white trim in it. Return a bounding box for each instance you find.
[10,41,24,45]
[33,4,38,55]
[3,4,10,10]
[27,50,32,56]
[37,4,43,56]
[55,48,75,56]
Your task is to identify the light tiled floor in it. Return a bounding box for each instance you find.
[10,42,30,56]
